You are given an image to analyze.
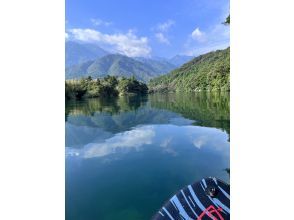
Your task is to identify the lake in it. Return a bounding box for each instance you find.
[65,92,230,220]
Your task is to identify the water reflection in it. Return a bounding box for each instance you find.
[65,92,230,220]
[66,96,196,148]
[66,92,229,133]
[149,92,230,135]
[66,92,229,149]
[66,125,228,159]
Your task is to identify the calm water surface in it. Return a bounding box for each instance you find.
[65,92,230,220]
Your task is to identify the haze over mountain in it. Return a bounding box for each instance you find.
[134,57,176,73]
[65,41,197,82]
[66,54,176,82]
[168,55,194,66]
[65,41,109,67]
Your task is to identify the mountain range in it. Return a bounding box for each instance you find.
[65,41,194,82]
[65,41,109,67]
[66,54,177,82]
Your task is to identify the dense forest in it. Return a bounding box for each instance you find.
[148,47,230,92]
[65,76,148,100]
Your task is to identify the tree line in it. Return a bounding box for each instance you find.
[65,76,148,100]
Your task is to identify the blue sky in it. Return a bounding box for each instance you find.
[65,0,230,58]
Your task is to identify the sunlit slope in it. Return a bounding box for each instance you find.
[149,48,230,92]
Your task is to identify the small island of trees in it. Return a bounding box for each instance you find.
[65,76,148,100]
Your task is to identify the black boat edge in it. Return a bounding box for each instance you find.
[152,177,230,220]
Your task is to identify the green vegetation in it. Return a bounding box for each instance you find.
[65,76,148,100]
[224,15,230,25]
[118,76,148,95]
[148,48,230,92]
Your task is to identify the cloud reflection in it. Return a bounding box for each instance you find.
[83,126,155,158]
[65,124,229,159]
[192,136,208,149]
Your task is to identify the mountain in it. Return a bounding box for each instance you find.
[151,56,171,62]
[65,41,109,67]
[134,57,176,74]
[149,47,230,92]
[168,55,194,66]
[65,54,175,82]
[147,55,194,67]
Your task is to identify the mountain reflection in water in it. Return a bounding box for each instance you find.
[65,92,230,220]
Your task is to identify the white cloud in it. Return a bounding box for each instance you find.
[191,27,206,42]
[69,29,102,42]
[155,33,170,44]
[65,32,69,40]
[68,28,151,57]
[184,24,230,56]
[90,18,112,26]
[156,19,175,32]
[154,19,174,44]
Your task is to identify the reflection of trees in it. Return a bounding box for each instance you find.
[65,95,148,118]
[65,92,230,135]
[149,92,230,135]
[116,95,148,112]
[66,95,181,133]
[65,98,119,117]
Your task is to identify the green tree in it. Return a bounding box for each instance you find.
[104,75,118,88]
[65,76,148,100]
[224,15,230,25]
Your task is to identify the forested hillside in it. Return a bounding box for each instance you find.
[149,48,230,92]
